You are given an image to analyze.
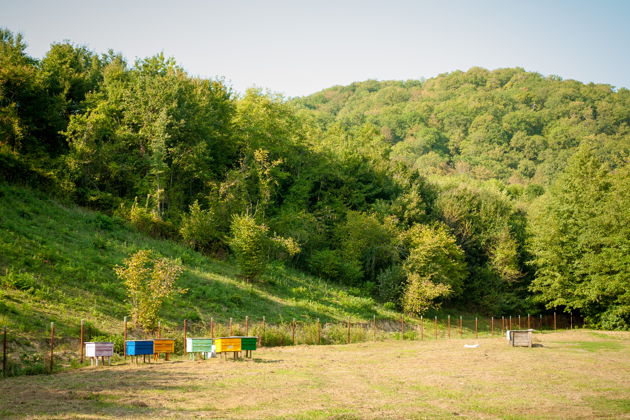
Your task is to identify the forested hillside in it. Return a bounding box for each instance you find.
[293,68,629,184]
[1,29,629,329]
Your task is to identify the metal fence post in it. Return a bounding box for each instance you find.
[49,322,55,373]
[80,319,84,363]
[123,316,128,359]
[3,326,7,377]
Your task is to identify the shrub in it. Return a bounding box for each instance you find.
[321,322,370,344]
[179,200,224,253]
[1,270,39,292]
[250,323,292,346]
[308,249,362,285]
[335,211,400,283]
[128,199,177,239]
[383,302,397,311]
[376,265,405,303]
[228,214,269,281]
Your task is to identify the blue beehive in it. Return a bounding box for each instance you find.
[126,340,154,356]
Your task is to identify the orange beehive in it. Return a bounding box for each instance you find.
[153,338,175,354]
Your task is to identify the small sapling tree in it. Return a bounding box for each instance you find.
[115,249,185,331]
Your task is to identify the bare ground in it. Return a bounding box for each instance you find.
[1,330,629,419]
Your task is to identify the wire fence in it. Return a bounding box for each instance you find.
[1,312,582,377]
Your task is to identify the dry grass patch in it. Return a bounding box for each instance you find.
[1,330,629,419]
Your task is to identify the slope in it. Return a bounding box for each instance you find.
[0,183,398,339]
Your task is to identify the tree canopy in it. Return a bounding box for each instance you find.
[2,29,628,327]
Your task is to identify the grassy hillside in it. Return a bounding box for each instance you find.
[0,184,399,339]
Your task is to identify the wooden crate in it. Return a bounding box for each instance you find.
[85,342,114,357]
[214,337,241,353]
[186,337,214,353]
[153,338,175,354]
[126,340,154,356]
[508,330,533,347]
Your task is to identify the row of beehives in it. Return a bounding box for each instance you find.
[84,336,258,365]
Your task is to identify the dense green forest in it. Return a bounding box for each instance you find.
[1,29,629,329]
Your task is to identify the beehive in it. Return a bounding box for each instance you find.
[237,336,257,351]
[214,337,241,353]
[186,337,214,353]
[85,342,114,357]
[126,340,154,356]
[508,329,533,347]
[153,338,175,354]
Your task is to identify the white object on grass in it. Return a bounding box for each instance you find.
[464,344,480,348]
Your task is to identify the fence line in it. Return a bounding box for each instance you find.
[1,312,582,377]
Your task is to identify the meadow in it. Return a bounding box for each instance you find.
[1,329,628,419]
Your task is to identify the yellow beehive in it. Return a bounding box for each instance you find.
[214,337,241,353]
[153,338,175,353]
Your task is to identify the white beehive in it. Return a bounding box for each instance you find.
[85,342,114,357]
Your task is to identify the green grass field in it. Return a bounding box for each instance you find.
[0,183,400,341]
[1,330,628,419]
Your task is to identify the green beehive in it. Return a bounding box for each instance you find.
[239,336,257,351]
[186,337,214,353]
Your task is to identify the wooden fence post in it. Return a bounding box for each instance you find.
[245,316,249,336]
[400,315,404,340]
[527,314,530,329]
[372,315,376,341]
[158,321,161,339]
[501,316,505,333]
[509,316,512,330]
[317,318,321,345]
[518,315,521,329]
[434,316,438,340]
[420,316,423,340]
[123,316,128,359]
[554,312,557,331]
[539,314,542,330]
[570,312,573,329]
[262,316,266,347]
[491,317,494,335]
[80,319,84,364]
[475,317,478,339]
[229,317,233,336]
[459,316,462,338]
[210,317,214,338]
[49,322,55,374]
[183,319,187,356]
[447,315,451,339]
[347,319,351,344]
[3,326,7,377]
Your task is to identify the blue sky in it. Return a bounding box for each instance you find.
[2,0,629,97]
